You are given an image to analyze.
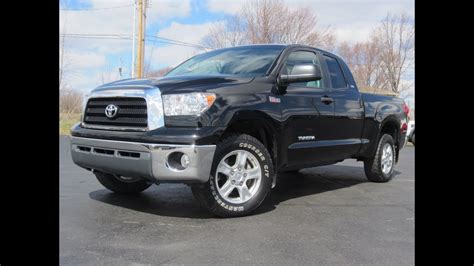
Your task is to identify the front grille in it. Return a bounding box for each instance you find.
[83,97,147,129]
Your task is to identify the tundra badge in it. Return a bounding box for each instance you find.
[298,136,316,141]
[269,96,281,103]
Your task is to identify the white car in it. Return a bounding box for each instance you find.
[406,121,415,145]
[407,121,415,136]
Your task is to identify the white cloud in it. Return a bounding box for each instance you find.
[206,0,414,44]
[157,21,217,44]
[67,51,107,69]
[334,23,375,43]
[61,0,414,94]
[67,72,99,92]
[147,0,192,21]
[60,4,133,35]
[60,0,192,54]
[66,64,127,92]
[287,0,414,25]
[149,45,201,68]
[61,50,107,91]
[145,22,217,68]
[206,0,244,14]
[60,0,193,91]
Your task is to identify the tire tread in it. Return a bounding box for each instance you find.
[364,134,395,183]
[191,134,274,217]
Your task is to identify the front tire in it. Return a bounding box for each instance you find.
[94,171,152,194]
[364,134,396,183]
[191,134,274,217]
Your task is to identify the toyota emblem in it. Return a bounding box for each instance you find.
[105,104,119,118]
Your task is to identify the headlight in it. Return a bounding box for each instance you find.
[162,93,216,116]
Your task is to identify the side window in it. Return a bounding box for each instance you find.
[283,51,323,88]
[323,55,347,88]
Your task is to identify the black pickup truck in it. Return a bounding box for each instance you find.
[71,44,409,217]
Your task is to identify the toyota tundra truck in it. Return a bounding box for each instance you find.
[70,44,409,217]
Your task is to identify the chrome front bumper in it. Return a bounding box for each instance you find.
[70,137,216,183]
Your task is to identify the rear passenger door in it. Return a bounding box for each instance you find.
[320,53,365,159]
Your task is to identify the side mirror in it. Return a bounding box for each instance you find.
[278,64,322,86]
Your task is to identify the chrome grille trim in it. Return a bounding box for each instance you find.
[81,86,164,131]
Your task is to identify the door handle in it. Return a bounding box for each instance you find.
[321,96,334,105]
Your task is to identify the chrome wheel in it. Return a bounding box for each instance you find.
[381,143,394,175]
[215,150,262,204]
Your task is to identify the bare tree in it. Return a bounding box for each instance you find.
[59,31,77,91]
[60,89,83,114]
[59,0,78,91]
[202,15,247,49]
[59,3,69,91]
[270,5,335,49]
[375,12,414,93]
[202,0,335,50]
[59,34,67,90]
[337,12,414,94]
[60,3,83,115]
[338,36,385,91]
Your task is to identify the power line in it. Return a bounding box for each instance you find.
[148,35,209,49]
[145,38,207,49]
[60,35,132,40]
[61,33,130,37]
[60,33,209,50]
[145,28,162,74]
[146,35,209,50]
[60,34,132,40]
[61,33,131,38]
[61,33,209,50]
[60,4,133,11]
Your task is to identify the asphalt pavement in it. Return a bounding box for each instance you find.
[60,135,414,265]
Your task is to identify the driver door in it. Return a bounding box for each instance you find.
[279,49,337,168]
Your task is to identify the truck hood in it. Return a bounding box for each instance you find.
[93,75,254,94]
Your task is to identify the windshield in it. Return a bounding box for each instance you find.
[165,46,285,77]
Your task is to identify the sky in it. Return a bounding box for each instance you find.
[59,0,414,106]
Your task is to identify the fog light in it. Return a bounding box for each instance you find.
[166,152,191,171]
[180,154,190,168]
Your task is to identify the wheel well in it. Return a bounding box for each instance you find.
[381,120,399,142]
[221,119,277,165]
[381,119,400,160]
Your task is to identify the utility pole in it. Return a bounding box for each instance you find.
[131,1,137,78]
[142,0,147,76]
[135,0,146,78]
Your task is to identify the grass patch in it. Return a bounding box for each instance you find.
[60,113,81,135]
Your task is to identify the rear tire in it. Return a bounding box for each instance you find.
[364,134,396,183]
[94,171,152,194]
[191,134,274,217]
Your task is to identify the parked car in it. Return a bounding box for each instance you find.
[406,120,414,135]
[408,125,415,145]
[70,44,409,217]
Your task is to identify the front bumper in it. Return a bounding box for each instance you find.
[70,136,216,183]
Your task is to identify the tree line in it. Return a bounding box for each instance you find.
[60,0,414,114]
[199,0,414,94]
